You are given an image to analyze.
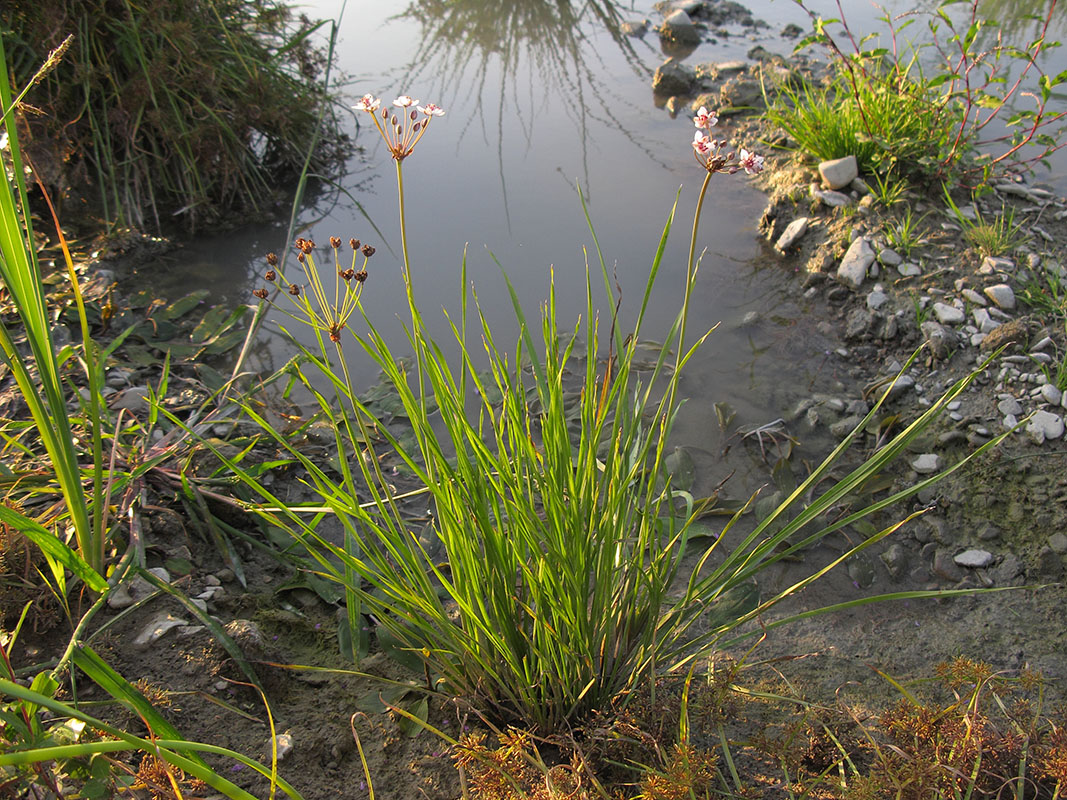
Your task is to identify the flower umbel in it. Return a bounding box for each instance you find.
[689,111,763,176]
[353,93,445,161]
[252,238,373,343]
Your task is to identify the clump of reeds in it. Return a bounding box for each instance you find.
[5,0,347,230]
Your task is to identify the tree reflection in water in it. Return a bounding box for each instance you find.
[392,0,667,228]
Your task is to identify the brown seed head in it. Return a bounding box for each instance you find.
[350,238,360,251]
[297,252,305,263]
[295,238,315,254]
[252,288,269,299]
[266,252,278,267]
[288,284,301,296]
[340,268,355,281]
[361,245,376,258]
[354,270,368,283]
[265,270,276,282]
[330,236,342,249]
[410,110,417,121]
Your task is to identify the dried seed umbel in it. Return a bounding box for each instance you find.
[251,235,374,348]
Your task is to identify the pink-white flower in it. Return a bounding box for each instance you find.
[693,106,717,129]
[393,95,418,108]
[354,94,381,112]
[692,131,713,156]
[739,148,765,174]
[418,103,445,117]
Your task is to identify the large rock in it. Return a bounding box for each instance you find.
[652,60,697,96]
[775,217,809,251]
[1027,410,1065,444]
[932,302,965,325]
[836,237,875,289]
[659,9,701,45]
[984,283,1016,310]
[818,155,858,190]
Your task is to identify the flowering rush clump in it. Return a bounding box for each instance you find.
[252,237,373,343]
[691,106,763,175]
[353,93,445,161]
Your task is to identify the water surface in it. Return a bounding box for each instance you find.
[155,0,1065,490]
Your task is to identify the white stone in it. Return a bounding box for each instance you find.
[878,247,902,267]
[971,308,998,333]
[661,9,700,43]
[813,188,852,207]
[818,155,858,189]
[866,289,888,310]
[954,549,994,569]
[1027,409,1065,444]
[980,255,1015,274]
[1041,384,1063,405]
[107,584,135,610]
[134,613,189,649]
[911,453,942,474]
[274,734,295,761]
[962,288,987,306]
[897,262,922,277]
[984,283,1016,310]
[998,397,1023,416]
[775,217,809,251]
[933,302,965,325]
[837,237,875,289]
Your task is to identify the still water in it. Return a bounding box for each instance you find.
[154,0,1065,489]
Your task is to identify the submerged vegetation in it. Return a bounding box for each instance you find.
[3,0,347,230]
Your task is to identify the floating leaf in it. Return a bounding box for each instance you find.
[772,458,797,495]
[377,625,425,674]
[704,582,759,633]
[714,401,736,432]
[159,290,210,320]
[847,553,877,588]
[202,329,248,356]
[664,447,696,491]
[397,695,429,738]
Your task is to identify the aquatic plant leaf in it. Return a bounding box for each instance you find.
[703,582,759,634]
[684,520,722,541]
[664,447,696,491]
[190,305,240,342]
[131,319,179,342]
[714,401,736,432]
[846,553,877,588]
[772,458,797,495]
[120,344,158,367]
[202,329,248,355]
[397,696,429,738]
[159,291,210,320]
[377,625,425,675]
